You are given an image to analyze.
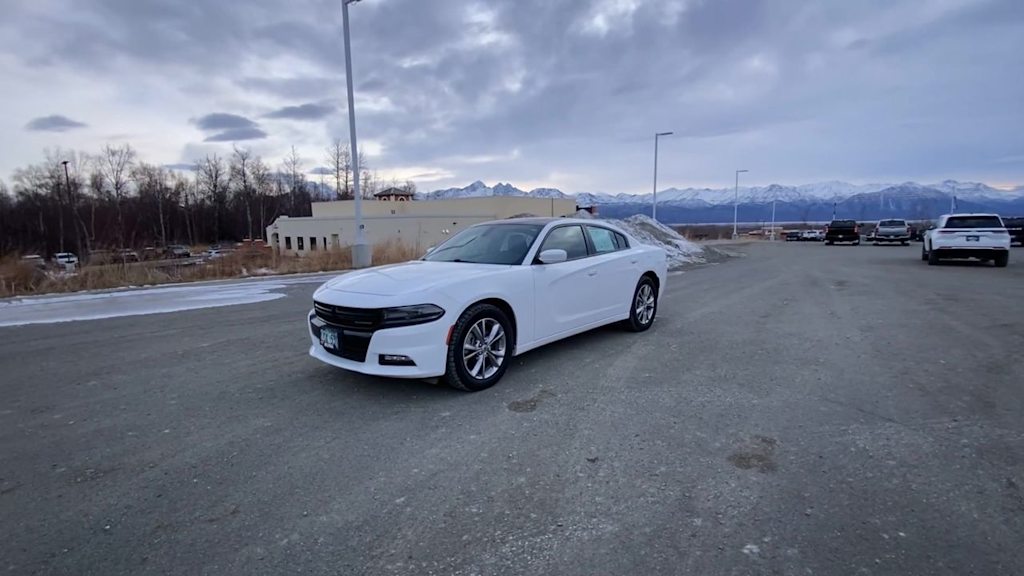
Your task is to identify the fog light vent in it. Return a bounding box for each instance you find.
[379,354,416,366]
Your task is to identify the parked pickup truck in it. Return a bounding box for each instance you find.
[1003,217,1024,246]
[872,219,911,245]
[825,220,860,245]
[922,213,1010,267]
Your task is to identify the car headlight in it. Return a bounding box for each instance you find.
[380,304,445,328]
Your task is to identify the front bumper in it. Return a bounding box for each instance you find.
[308,310,449,378]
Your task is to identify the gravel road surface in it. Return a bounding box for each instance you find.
[2,243,1022,575]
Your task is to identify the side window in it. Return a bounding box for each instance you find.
[539,225,589,260]
[614,232,629,249]
[586,226,619,254]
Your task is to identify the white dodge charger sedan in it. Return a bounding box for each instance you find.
[308,217,668,391]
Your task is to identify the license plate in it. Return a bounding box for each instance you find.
[966,235,979,242]
[320,327,339,351]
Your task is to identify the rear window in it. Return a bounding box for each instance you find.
[829,220,857,228]
[944,216,1003,229]
[878,220,906,227]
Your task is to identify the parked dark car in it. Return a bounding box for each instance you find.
[1003,217,1024,246]
[825,220,861,245]
[785,231,801,242]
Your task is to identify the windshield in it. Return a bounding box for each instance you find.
[424,223,543,265]
[944,216,1003,229]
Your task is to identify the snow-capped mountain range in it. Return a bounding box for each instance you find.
[417,179,1024,223]
[421,179,1020,205]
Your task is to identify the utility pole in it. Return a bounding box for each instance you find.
[341,0,371,267]
[733,169,748,239]
[652,132,673,221]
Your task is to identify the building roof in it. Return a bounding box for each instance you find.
[373,187,415,197]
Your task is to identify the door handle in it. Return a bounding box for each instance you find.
[587,271,598,277]
[630,259,638,264]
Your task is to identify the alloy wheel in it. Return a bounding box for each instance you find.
[462,317,506,380]
[635,283,656,326]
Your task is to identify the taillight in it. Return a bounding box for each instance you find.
[938,230,956,234]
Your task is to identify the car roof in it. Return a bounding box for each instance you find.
[941,213,999,217]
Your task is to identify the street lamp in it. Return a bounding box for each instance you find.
[652,131,673,221]
[341,0,371,268]
[733,169,748,239]
[60,160,71,253]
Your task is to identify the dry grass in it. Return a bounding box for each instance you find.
[0,240,420,298]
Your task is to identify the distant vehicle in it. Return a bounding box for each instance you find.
[922,213,1010,267]
[141,247,160,261]
[309,218,667,391]
[1003,217,1024,246]
[116,249,140,263]
[53,252,79,266]
[824,220,860,245]
[20,255,46,269]
[164,245,191,259]
[785,231,801,242]
[800,230,824,242]
[205,248,233,260]
[872,219,911,245]
[909,225,925,242]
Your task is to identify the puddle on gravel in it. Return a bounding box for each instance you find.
[728,435,778,473]
[508,390,555,413]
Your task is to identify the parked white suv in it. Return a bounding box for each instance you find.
[922,214,1010,267]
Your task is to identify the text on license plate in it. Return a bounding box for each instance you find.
[966,235,979,241]
[320,327,339,350]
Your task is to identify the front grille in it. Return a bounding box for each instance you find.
[313,301,383,330]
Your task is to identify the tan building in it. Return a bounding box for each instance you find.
[266,196,578,256]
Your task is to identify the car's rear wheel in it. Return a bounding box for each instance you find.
[928,247,940,265]
[443,303,512,392]
[626,277,658,332]
[994,252,1009,268]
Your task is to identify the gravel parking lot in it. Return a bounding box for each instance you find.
[2,243,1023,575]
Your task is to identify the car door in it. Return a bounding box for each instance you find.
[531,224,603,341]
[584,225,636,320]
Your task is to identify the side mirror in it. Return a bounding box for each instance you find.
[538,249,568,264]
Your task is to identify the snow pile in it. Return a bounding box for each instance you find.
[609,214,705,268]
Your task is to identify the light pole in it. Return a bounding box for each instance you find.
[60,160,71,253]
[341,0,371,268]
[733,169,748,239]
[769,197,777,241]
[652,132,673,221]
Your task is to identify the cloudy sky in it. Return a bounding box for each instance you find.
[2,0,1022,193]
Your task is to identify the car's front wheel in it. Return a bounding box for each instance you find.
[921,244,928,261]
[443,303,512,392]
[626,277,658,332]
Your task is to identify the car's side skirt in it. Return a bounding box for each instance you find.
[514,313,630,356]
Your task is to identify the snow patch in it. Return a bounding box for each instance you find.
[0,276,329,327]
[608,214,705,268]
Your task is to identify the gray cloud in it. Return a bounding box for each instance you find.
[203,127,268,142]
[25,114,87,132]
[1,0,1022,190]
[193,113,258,131]
[264,103,335,121]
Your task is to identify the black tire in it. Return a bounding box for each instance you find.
[921,244,928,261]
[928,247,940,266]
[442,303,513,392]
[853,241,861,246]
[826,241,834,246]
[626,276,658,332]
[901,241,908,246]
[994,252,1009,268]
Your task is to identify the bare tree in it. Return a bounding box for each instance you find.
[230,146,255,240]
[97,143,136,248]
[251,158,272,239]
[198,154,227,242]
[325,138,353,200]
[132,162,172,247]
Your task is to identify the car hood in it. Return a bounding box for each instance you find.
[317,260,510,297]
